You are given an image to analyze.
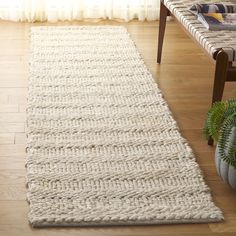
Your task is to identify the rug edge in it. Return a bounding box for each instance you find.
[30,217,224,228]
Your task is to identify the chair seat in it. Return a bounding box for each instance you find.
[163,0,236,61]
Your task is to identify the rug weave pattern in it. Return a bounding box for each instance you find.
[27,26,223,227]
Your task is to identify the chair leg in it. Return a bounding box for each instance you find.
[211,50,229,105]
[208,50,229,146]
[157,2,170,64]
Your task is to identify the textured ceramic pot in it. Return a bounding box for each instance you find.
[215,127,236,190]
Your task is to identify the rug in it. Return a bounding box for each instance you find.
[27,26,223,227]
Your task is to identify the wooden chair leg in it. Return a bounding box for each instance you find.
[211,50,229,105]
[208,137,214,146]
[208,50,229,146]
[157,2,170,64]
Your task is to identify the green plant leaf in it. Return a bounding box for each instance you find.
[204,99,236,142]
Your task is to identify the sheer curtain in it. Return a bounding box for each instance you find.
[0,0,160,22]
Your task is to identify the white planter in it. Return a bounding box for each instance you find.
[215,127,236,190]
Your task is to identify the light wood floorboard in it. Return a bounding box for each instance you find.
[0,19,236,235]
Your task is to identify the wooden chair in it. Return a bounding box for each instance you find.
[157,0,236,145]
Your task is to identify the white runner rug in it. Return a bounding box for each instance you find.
[27,26,223,227]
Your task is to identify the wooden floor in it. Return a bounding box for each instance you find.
[0,19,236,236]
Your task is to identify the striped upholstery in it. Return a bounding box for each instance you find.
[163,0,236,61]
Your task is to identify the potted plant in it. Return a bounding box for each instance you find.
[204,98,236,190]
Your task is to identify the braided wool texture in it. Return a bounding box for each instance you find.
[27,26,223,227]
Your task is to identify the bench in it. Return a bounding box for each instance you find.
[157,0,236,107]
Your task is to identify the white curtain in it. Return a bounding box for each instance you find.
[0,0,160,22]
